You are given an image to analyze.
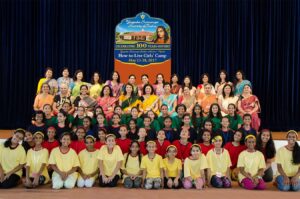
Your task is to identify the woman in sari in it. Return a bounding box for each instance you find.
[215,70,232,97]
[178,86,196,115]
[153,73,165,97]
[105,71,123,98]
[73,85,97,117]
[138,74,150,96]
[119,83,141,114]
[197,73,216,95]
[70,70,88,98]
[197,83,217,116]
[237,84,261,131]
[33,83,54,111]
[178,76,196,97]
[97,85,117,121]
[36,67,58,95]
[170,74,181,95]
[218,84,238,116]
[90,72,104,99]
[139,84,159,116]
[160,82,177,117]
[122,74,138,96]
[234,70,252,96]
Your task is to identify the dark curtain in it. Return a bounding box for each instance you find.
[0,0,299,131]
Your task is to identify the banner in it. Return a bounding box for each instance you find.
[115,12,171,83]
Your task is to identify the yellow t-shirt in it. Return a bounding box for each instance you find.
[78,149,100,175]
[48,147,80,172]
[163,158,182,178]
[141,154,164,178]
[184,155,208,179]
[237,150,266,182]
[206,149,232,176]
[26,148,50,183]
[0,144,26,177]
[121,153,141,176]
[97,145,124,176]
[276,146,300,178]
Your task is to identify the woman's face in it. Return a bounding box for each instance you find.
[146,142,157,153]
[112,115,120,124]
[62,69,69,77]
[11,132,24,145]
[125,85,133,94]
[177,107,185,115]
[57,113,66,123]
[76,72,83,81]
[106,136,116,149]
[147,111,155,120]
[157,74,163,83]
[224,85,232,95]
[157,131,166,140]
[60,135,71,147]
[138,128,147,138]
[141,76,149,84]
[77,108,85,116]
[171,75,178,83]
[157,28,165,38]
[164,85,171,93]
[287,133,297,145]
[103,86,110,96]
[183,87,190,95]
[228,105,235,114]
[34,134,44,145]
[184,77,190,85]
[93,73,100,83]
[261,131,270,143]
[42,84,50,93]
[243,116,251,125]
[85,138,95,150]
[60,84,68,95]
[62,103,70,112]
[183,116,190,125]
[202,75,209,83]
[45,70,53,78]
[145,86,152,95]
[220,72,226,80]
[129,76,136,84]
[221,118,229,128]
[80,86,88,95]
[243,85,251,94]
[202,131,211,142]
[112,72,119,80]
[114,107,122,115]
[236,72,243,80]
[204,85,212,94]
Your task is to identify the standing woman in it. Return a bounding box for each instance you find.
[215,70,232,97]
[178,76,196,97]
[0,129,26,188]
[170,74,181,95]
[90,72,103,100]
[255,129,276,182]
[48,132,80,189]
[218,84,238,116]
[233,70,252,96]
[98,134,124,187]
[275,130,300,191]
[178,86,196,115]
[97,85,117,121]
[139,84,159,116]
[57,67,73,94]
[197,83,217,116]
[237,84,261,131]
[70,70,87,98]
[33,83,54,111]
[36,67,58,95]
[197,73,216,95]
[153,73,165,97]
[105,71,123,98]
[160,82,178,117]
[119,83,141,115]
[237,135,266,190]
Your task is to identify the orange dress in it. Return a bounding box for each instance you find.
[197,93,217,116]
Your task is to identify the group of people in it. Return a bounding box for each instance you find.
[0,68,299,192]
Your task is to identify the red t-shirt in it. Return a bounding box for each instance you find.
[94,141,105,150]
[172,140,192,162]
[224,142,247,169]
[199,143,214,155]
[116,138,131,154]
[139,141,147,155]
[155,140,171,157]
[42,140,59,154]
[70,140,86,154]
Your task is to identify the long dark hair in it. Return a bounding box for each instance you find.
[255,129,276,159]
[287,130,300,164]
[4,129,26,148]
[182,76,193,90]
[73,69,84,81]
[124,141,142,168]
[100,85,113,97]
[170,74,180,84]
[228,103,238,120]
[91,72,102,85]
[207,103,222,119]
[154,26,169,43]
[155,73,165,84]
[217,70,229,83]
[192,104,203,128]
[111,71,121,83]
[123,83,135,97]
[222,84,234,98]
[234,69,246,86]
[200,73,210,84]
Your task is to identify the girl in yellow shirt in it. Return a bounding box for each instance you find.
[237,135,266,190]
[0,129,26,188]
[25,132,50,188]
[77,135,99,188]
[48,132,80,189]
[163,145,182,189]
[276,130,300,191]
[183,144,208,190]
[206,135,232,188]
[98,134,124,187]
[121,141,143,188]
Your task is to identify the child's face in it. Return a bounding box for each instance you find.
[261,131,270,143]
[130,142,140,154]
[213,139,222,148]
[183,116,190,125]
[76,129,86,140]
[11,132,24,144]
[246,138,256,150]
[194,106,201,114]
[138,128,147,138]
[43,105,52,114]
[95,108,103,116]
[34,134,44,145]
[114,107,122,115]
[85,137,95,150]
[167,147,177,158]
[47,129,56,139]
[144,118,151,127]
[243,116,251,125]
[161,106,168,114]
[228,105,235,114]
[202,131,211,142]
[77,108,85,116]
[98,130,106,141]
[146,142,157,153]
[112,115,121,124]
[129,121,136,129]
[147,112,155,120]
[221,118,229,128]
[57,113,66,123]
[62,103,70,112]
[157,131,166,140]
[61,135,71,147]
[212,105,219,114]
[97,115,105,124]
[164,118,172,128]
[180,129,190,139]
[106,136,116,149]
[131,109,138,118]
[233,132,242,142]
[35,114,43,123]
[25,132,33,142]
[191,146,201,158]
[177,107,185,115]
[83,118,91,128]
[119,127,128,137]
[287,133,297,145]
[204,122,213,130]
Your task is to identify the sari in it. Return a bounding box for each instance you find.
[160,94,178,117]
[197,84,216,95]
[234,80,252,96]
[197,93,217,116]
[215,81,232,97]
[218,95,239,116]
[119,95,141,113]
[154,84,164,96]
[105,80,123,98]
[70,81,87,97]
[178,95,196,113]
[140,95,160,115]
[97,96,117,120]
[36,78,58,95]
[90,83,104,99]
[239,95,261,131]
[171,84,181,94]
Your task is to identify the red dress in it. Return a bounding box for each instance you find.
[155,140,171,157]
[224,142,247,169]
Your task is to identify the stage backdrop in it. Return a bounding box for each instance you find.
[0,0,299,131]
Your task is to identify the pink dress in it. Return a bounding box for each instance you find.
[239,95,261,131]
[97,96,117,120]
